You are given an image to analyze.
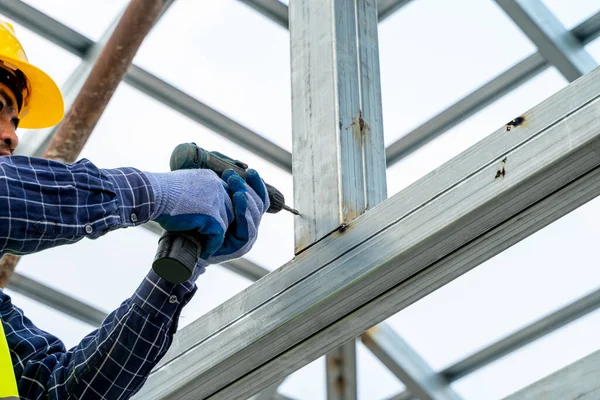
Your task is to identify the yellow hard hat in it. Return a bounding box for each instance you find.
[0,21,64,129]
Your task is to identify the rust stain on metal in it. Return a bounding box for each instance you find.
[335,375,346,393]
[505,115,526,132]
[327,354,348,394]
[328,355,344,368]
[495,157,507,179]
[351,110,368,140]
[358,110,366,133]
[359,326,379,346]
[338,223,348,233]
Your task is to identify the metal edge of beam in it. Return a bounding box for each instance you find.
[272,394,295,400]
[501,348,600,400]
[573,10,600,45]
[133,64,600,399]
[384,10,600,167]
[0,0,292,174]
[249,379,286,400]
[495,0,596,82]
[360,324,461,400]
[377,0,415,22]
[5,272,108,327]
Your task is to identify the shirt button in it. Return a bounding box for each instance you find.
[130,212,138,223]
[85,225,93,234]
[169,295,178,304]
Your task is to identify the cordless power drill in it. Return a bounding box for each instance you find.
[152,142,299,284]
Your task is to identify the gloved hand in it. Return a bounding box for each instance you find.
[205,168,269,265]
[144,168,269,277]
[144,168,233,260]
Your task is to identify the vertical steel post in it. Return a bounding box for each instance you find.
[326,339,358,400]
[290,0,387,398]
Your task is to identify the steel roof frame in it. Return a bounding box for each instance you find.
[2,1,600,399]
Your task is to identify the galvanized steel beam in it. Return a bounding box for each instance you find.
[361,325,461,400]
[133,62,600,400]
[502,349,600,400]
[496,0,596,82]
[249,380,286,400]
[290,0,388,397]
[290,0,387,252]
[384,10,600,166]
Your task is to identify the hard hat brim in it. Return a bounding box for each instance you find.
[0,54,64,129]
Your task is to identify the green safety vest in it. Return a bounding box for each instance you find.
[0,321,18,399]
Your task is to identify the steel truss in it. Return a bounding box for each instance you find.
[2,1,600,399]
[133,39,600,400]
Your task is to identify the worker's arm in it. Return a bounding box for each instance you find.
[0,155,155,256]
[0,155,268,262]
[0,155,268,398]
[1,268,198,399]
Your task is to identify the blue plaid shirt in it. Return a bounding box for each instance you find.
[0,156,197,399]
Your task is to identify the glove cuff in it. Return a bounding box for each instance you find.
[192,259,209,281]
[143,171,184,220]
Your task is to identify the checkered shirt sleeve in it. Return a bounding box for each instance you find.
[0,155,199,398]
[1,271,197,399]
[0,155,155,256]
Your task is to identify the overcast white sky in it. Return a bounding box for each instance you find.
[3,1,600,399]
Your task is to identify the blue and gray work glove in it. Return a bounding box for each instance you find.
[144,168,269,279]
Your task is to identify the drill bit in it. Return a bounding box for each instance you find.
[282,204,300,215]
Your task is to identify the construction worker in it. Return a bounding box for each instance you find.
[0,22,268,399]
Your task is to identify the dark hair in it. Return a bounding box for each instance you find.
[0,64,28,112]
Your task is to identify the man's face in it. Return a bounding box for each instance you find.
[0,82,19,156]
